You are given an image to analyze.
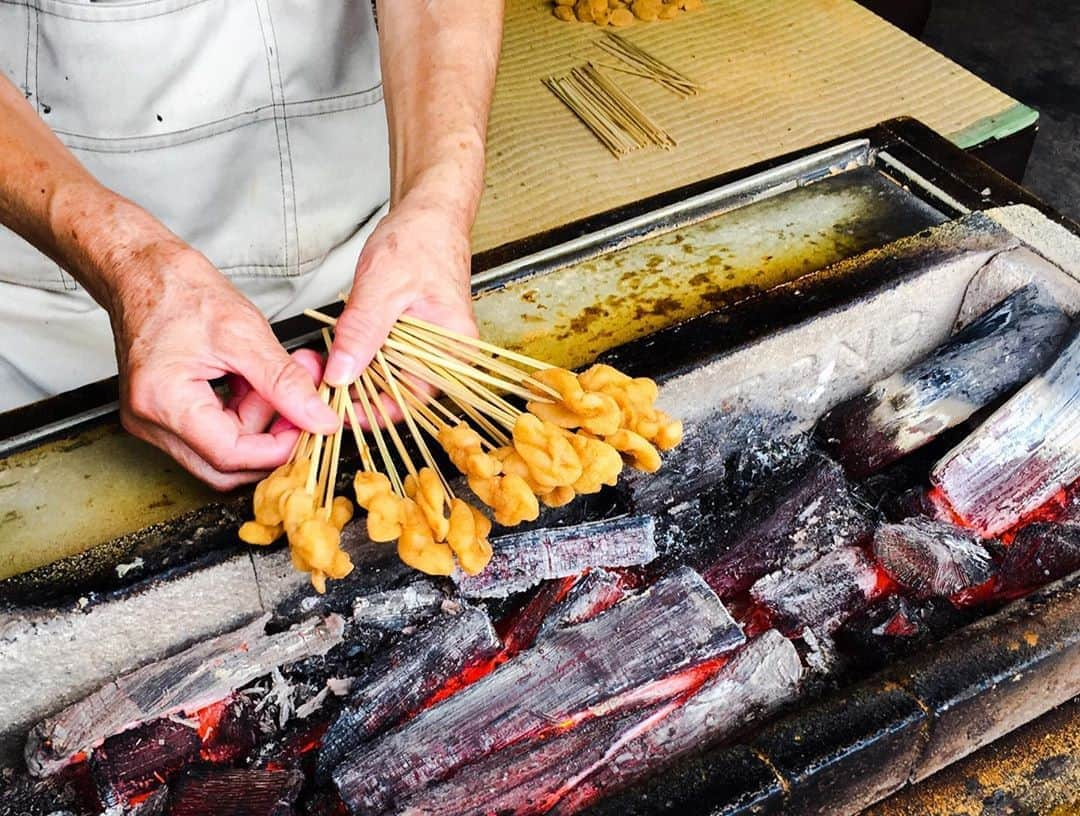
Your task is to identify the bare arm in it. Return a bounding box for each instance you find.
[324,0,504,386]
[0,76,338,489]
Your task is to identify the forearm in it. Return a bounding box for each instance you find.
[375,0,503,231]
[0,75,175,313]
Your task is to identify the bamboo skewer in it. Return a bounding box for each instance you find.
[353,374,403,495]
[595,32,702,98]
[361,370,418,481]
[382,348,519,429]
[372,352,455,499]
[397,314,553,371]
[390,324,559,400]
[383,336,550,403]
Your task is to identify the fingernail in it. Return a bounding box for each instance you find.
[306,395,339,430]
[324,353,357,387]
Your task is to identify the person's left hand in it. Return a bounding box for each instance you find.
[323,196,477,389]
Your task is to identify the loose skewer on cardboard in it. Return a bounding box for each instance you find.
[239,310,684,593]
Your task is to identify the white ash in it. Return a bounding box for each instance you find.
[114,557,144,579]
[327,677,354,697]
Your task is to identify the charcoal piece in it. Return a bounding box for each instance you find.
[90,718,200,807]
[931,325,1080,536]
[997,523,1080,596]
[618,412,815,514]
[333,567,745,813]
[836,595,976,670]
[701,458,874,598]
[750,546,879,635]
[501,577,578,655]
[351,581,444,633]
[397,631,801,816]
[818,285,1069,478]
[197,696,259,765]
[27,614,344,777]
[317,604,500,779]
[454,515,657,599]
[554,630,803,814]
[397,708,643,816]
[0,772,87,816]
[872,517,996,599]
[537,569,625,639]
[164,767,303,816]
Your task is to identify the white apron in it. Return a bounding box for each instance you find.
[0,0,390,411]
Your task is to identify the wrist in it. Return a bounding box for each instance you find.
[50,181,184,314]
[391,129,486,232]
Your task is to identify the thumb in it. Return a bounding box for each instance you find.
[324,287,407,387]
[234,341,339,435]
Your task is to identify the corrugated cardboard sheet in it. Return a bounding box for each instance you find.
[472,0,1017,252]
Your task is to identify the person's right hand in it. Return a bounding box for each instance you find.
[106,237,340,490]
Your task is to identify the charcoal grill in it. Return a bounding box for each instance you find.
[1,118,1079,815]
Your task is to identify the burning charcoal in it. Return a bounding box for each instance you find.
[931,325,1080,536]
[996,523,1080,597]
[536,569,626,640]
[163,767,303,816]
[501,577,579,655]
[90,718,200,807]
[399,709,644,816]
[872,518,996,599]
[197,696,259,765]
[836,595,976,670]
[26,614,344,777]
[819,284,1069,478]
[454,515,657,599]
[701,458,874,598]
[750,547,879,635]
[397,631,800,816]
[317,604,500,778]
[333,567,744,813]
[554,630,803,814]
[351,580,444,633]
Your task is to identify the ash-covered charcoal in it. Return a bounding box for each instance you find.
[872,518,996,599]
[0,770,88,816]
[351,580,444,633]
[317,604,500,779]
[701,458,874,598]
[537,569,625,640]
[931,325,1080,536]
[333,567,744,813]
[26,614,344,777]
[618,412,814,514]
[554,630,803,814]
[996,523,1080,597]
[836,594,976,670]
[90,717,200,807]
[819,284,1070,478]
[397,708,645,816]
[454,515,656,599]
[400,632,800,816]
[750,546,880,635]
[162,767,303,816]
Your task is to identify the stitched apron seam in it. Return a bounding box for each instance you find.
[2,0,216,23]
[252,0,291,277]
[51,91,383,153]
[265,0,300,275]
[49,88,382,144]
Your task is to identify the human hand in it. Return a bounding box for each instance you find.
[323,197,477,389]
[108,239,340,490]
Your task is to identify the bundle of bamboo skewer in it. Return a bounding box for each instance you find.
[239,309,683,593]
